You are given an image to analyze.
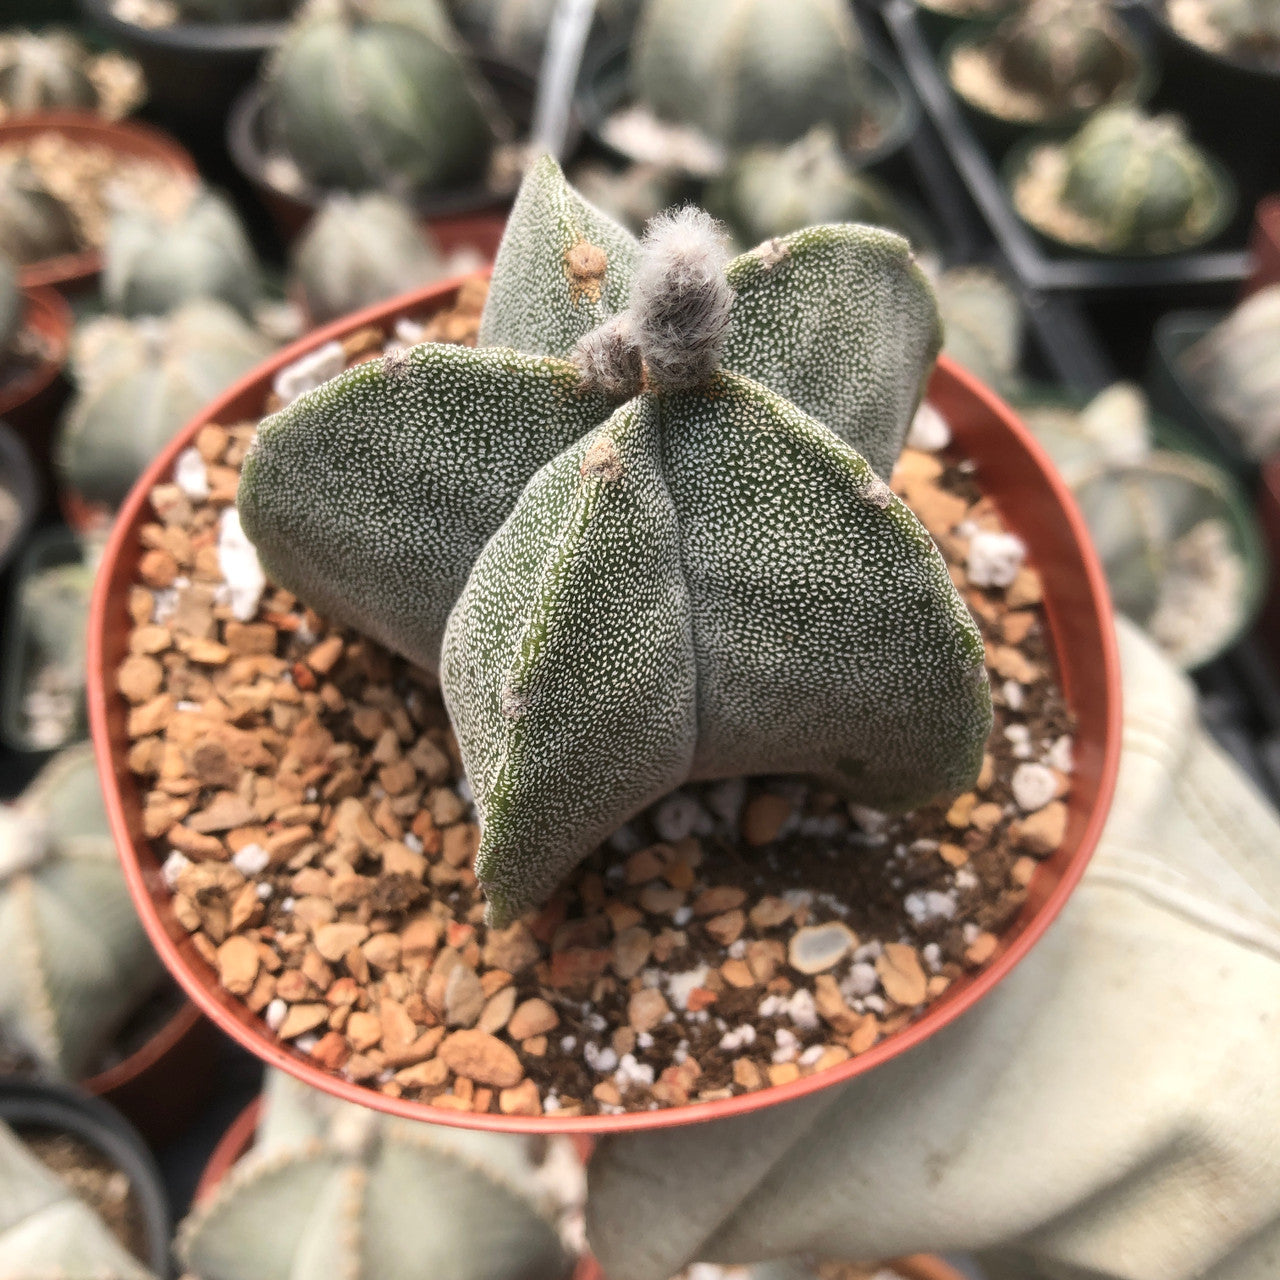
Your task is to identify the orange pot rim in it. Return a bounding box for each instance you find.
[191,1098,966,1280]
[88,274,1123,1137]
[0,285,70,419]
[1,112,198,291]
[81,996,206,1100]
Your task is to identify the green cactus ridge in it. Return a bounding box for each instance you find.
[239,348,620,672]
[240,156,988,926]
[631,0,871,149]
[179,1072,572,1280]
[444,374,989,925]
[0,1118,156,1280]
[0,745,162,1079]
[264,0,505,195]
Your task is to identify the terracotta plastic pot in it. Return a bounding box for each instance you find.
[193,1099,965,1280]
[0,1076,172,1278]
[87,275,1122,1136]
[0,286,71,469]
[0,112,198,292]
[1246,194,1280,295]
[82,997,220,1147]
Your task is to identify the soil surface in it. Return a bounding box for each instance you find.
[115,277,1076,1117]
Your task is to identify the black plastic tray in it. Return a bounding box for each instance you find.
[883,0,1252,295]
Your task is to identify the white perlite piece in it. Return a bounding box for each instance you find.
[232,843,270,877]
[174,447,209,500]
[1045,734,1073,772]
[666,966,710,1011]
[1012,761,1057,812]
[272,340,345,405]
[905,889,958,922]
[967,530,1027,589]
[651,791,712,842]
[161,851,191,888]
[906,400,952,451]
[217,508,266,622]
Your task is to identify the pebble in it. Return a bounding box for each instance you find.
[967,530,1026,589]
[749,896,793,929]
[611,926,652,979]
[1015,801,1068,854]
[906,402,951,451]
[444,963,485,1027]
[741,794,793,846]
[628,987,669,1033]
[1012,762,1057,813]
[787,922,858,974]
[651,792,710,842]
[215,935,259,996]
[507,998,558,1041]
[477,986,518,1035]
[313,921,369,962]
[437,1030,523,1088]
[875,943,928,1007]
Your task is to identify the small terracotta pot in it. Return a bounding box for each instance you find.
[82,997,221,1147]
[0,284,72,487]
[87,276,1121,1136]
[1246,194,1280,295]
[0,112,198,292]
[193,1099,965,1280]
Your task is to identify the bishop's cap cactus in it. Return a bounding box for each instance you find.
[0,744,163,1079]
[240,156,990,925]
[0,30,97,117]
[0,153,79,265]
[262,0,507,196]
[0,1117,155,1280]
[631,0,874,150]
[179,1070,573,1280]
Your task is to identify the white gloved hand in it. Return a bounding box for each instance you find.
[586,620,1280,1280]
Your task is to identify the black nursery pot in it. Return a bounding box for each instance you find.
[1135,0,1280,213]
[0,1077,172,1279]
[77,0,289,142]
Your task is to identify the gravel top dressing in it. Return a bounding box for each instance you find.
[116,279,1074,1118]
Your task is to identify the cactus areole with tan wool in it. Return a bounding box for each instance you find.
[237,157,994,927]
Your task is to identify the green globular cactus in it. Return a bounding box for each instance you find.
[1015,106,1229,254]
[0,1118,155,1280]
[933,265,1024,398]
[104,186,262,319]
[57,300,273,509]
[169,0,295,20]
[953,0,1143,122]
[1180,284,1280,461]
[289,193,447,325]
[262,0,506,195]
[568,161,684,237]
[179,1070,574,1280]
[0,154,79,265]
[1166,0,1280,66]
[239,156,989,926]
[706,126,919,248]
[0,745,163,1080]
[447,0,640,67]
[1074,452,1253,668]
[0,254,21,363]
[0,30,97,116]
[631,0,873,149]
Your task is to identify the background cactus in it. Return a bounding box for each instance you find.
[240,157,989,926]
[952,0,1143,121]
[1166,0,1280,65]
[289,193,449,324]
[0,1118,155,1280]
[932,265,1024,398]
[0,153,79,264]
[56,300,274,509]
[631,0,874,149]
[179,1070,574,1280]
[568,160,683,236]
[1180,283,1280,461]
[0,254,20,363]
[262,0,506,196]
[0,745,163,1079]
[1015,106,1228,254]
[1073,451,1252,668]
[447,0,641,67]
[1017,383,1154,486]
[104,185,262,319]
[0,30,97,116]
[706,125,921,248]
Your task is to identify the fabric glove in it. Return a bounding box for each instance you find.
[586,619,1280,1280]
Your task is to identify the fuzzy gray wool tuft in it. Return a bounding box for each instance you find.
[571,313,645,399]
[630,207,735,391]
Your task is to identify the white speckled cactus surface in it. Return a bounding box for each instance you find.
[239,157,992,925]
